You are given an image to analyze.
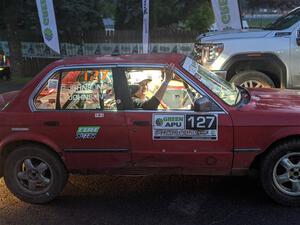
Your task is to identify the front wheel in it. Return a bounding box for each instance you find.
[4,145,68,204]
[261,140,300,206]
[230,70,275,88]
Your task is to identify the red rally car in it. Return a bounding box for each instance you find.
[1,53,300,206]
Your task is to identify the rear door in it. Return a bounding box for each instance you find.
[33,66,131,172]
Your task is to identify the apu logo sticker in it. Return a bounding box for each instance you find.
[76,126,100,139]
[153,115,184,129]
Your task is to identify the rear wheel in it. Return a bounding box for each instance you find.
[261,140,300,206]
[4,144,68,204]
[230,70,275,88]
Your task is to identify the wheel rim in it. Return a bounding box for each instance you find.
[15,157,53,195]
[240,80,265,88]
[273,153,300,196]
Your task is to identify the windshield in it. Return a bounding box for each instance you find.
[181,57,240,106]
[265,8,300,30]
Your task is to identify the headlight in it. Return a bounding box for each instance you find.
[0,68,4,71]
[193,43,224,65]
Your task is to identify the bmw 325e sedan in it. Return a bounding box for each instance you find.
[1,53,300,206]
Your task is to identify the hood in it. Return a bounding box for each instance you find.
[197,29,272,42]
[246,88,300,112]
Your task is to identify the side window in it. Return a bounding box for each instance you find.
[126,68,163,110]
[125,67,219,111]
[34,73,60,110]
[60,68,116,110]
[34,68,116,110]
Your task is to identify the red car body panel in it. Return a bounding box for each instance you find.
[1,53,300,177]
[125,111,233,175]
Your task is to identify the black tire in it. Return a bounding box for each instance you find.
[230,70,275,88]
[260,140,300,206]
[4,144,68,204]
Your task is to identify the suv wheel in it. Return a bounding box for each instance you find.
[261,140,300,206]
[230,70,275,88]
[4,144,68,204]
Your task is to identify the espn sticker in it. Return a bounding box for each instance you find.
[76,126,100,139]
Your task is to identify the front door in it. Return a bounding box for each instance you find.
[123,65,233,175]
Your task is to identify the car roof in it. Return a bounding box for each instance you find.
[53,53,186,67]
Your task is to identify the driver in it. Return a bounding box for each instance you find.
[129,64,174,110]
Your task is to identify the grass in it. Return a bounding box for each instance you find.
[246,18,275,29]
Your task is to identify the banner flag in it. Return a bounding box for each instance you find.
[211,0,242,30]
[36,0,60,54]
[142,0,149,53]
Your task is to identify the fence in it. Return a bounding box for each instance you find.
[0,29,198,77]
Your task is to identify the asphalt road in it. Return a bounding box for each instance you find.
[1,175,300,225]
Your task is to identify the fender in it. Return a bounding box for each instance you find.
[0,131,62,156]
[262,127,300,151]
[232,127,300,174]
[221,53,287,88]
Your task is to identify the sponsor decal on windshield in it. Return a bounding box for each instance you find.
[153,114,218,140]
[182,57,198,76]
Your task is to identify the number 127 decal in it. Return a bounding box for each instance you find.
[186,115,217,130]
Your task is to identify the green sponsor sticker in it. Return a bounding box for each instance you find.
[76,126,100,139]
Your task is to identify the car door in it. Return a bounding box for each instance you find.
[33,66,131,173]
[123,65,233,175]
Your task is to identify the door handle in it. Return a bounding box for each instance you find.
[133,121,150,126]
[43,121,59,127]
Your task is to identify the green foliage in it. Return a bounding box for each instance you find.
[115,0,142,30]
[184,1,214,32]
[55,0,104,32]
[150,0,184,29]
[115,0,214,32]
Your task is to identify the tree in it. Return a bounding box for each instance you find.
[1,0,25,78]
[183,1,214,32]
[115,0,142,30]
[115,0,214,32]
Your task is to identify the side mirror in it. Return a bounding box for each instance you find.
[194,96,214,112]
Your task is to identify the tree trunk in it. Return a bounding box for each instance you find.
[3,0,23,78]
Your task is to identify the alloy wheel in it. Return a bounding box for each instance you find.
[273,153,300,196]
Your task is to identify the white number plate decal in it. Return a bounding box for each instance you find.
[153,114,218,141]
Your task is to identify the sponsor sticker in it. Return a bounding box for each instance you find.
[95,113,104,118]
[182,57,198,76]
[153,115,185,130]
[76,126,100,139]
[48,79,59,90]
[153,114,218,141]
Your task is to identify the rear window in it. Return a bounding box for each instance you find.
[34,73,60,110]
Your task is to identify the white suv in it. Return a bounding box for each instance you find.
[194,7,300,89]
